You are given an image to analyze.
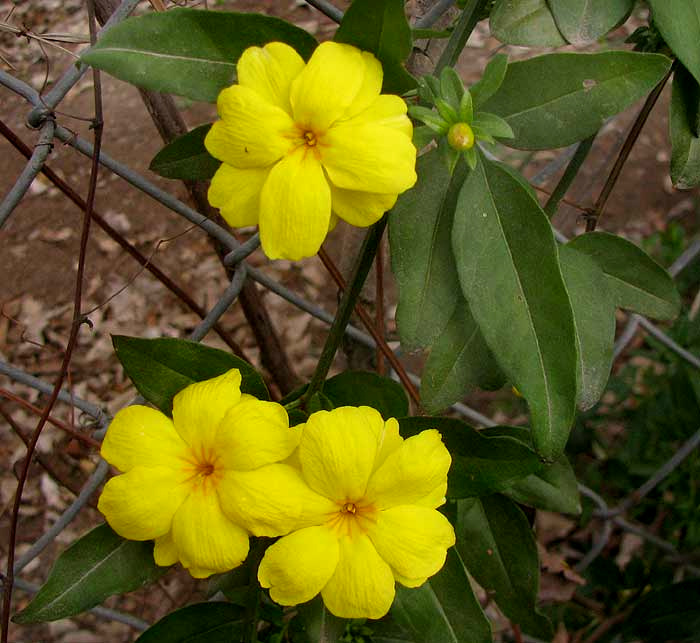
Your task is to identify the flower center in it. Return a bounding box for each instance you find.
[197,461,215,477]
[342,502,357,515]
[327,499,377,538]
[303,130,317,147]
[181,446,222,491]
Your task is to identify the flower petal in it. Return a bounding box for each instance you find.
[237,42,305,115]
[322,123,417,193]
[101,406,187,473]
[365,429,451,509]
[208,164,269,228]
[171,369,242,452]
[171,486,249,577]
[299,406,385,502]
[205,85,294,168]
[97,466,189,540]
[372,417,404,473]
[259,146,331,260]
[290,42,365,131]
[258,526,339,605]
[321,534,395,619]
[330,183,398,227]
[368,505,455,583]
[346,94,413,137]
[342,52,383,120]
[214,395,298,471]
[218,464,336,537]
[153,531,179,567]
[393,572,428,588]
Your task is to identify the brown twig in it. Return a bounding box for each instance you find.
[318,247,422,410]
[510,622,523,643]
[1,3,103,637]
[375,235,386,376]
[586,62,675,232]
[0,388,100,449]
[580,608,633,643]
[0,119,250,362]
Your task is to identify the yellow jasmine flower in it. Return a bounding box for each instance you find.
[205,41,417,261]
[97,369,300,579]
[257,406,456,619]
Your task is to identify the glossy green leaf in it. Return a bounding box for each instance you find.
[112,335,269,414]
[623,580,700,641]
[481,51,672,149]
[490,0,566,47]
[456,495,552,638]
[452,157,577,460]
[135,602,246,642]
[548,0,634,44]
[482,427,581,514]
[559,245,616,410]
[81,8,317,102]
[671,64,700,189]
[386,548,491,643]
[470,53,508,109]
[421,301,505,413]
[389,150,468,351]
[149,124,220,180]
[471,112,514,139]
[334,0,416,94]
[649,0,700,85]
[13,524,165,624]
[323,371,408,419]
[566,231,681,320]
[297,596,347,643]
[399,418,544,498]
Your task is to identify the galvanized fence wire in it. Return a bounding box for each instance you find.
[1,0,700,632]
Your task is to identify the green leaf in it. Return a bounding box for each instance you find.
[408,105,449,133]
[421,301,505,413]
[452,157,577,460]
[399,417,544,498]
[471,112,514,139]
[566,231,681,320]
[671,64,700,189]
[470,54,508,110]
[456,495,552,638]
[134,602,246,642]
[112,335,269,414]
[81,8,317,102]
[649,0,700,85]
[548,0,634,44]
[559,246,616,411]
[386,549,492,643]
[490,0,566,47]
[623,580,700,642]
[149,124,220,181]
[323,371,408,419]
[482,426,581,514]
[334,0,416,94]
[297,596,347,643]
[13,524,165,624]
[389,150,468,350]
[439,67,465,108]
[481,51,672,150]
[412,125,436,150]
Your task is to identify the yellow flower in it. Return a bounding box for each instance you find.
[97,369,300,579]
[205,41,417,261]
[257,406,456,619]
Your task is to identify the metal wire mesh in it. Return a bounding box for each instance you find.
[1,0,699,633]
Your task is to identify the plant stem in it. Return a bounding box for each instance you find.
[544,134,596,219]
[304,218,388,405]
[435,0,489,74]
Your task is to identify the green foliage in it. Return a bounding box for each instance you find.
[81,9,317,102]
[296,597,347,643]
[149,124,220,180]
[135,602,246,642]
[481,51,672,149]
[566,231,681,320]
[490,0,566,47]
[453,155,577,460]
[112,335,269,414]
[548,0,634,44]
[14,524,165,624]
[670,64,700,189]
[322,370,409,419]
[456,495,553,638]
[334,0,416,94]
[649,0,700,85]
[399,417,544,498]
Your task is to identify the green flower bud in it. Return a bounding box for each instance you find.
[447,122,475,151]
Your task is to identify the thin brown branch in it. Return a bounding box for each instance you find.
[375,236,386,376]
[581,608,633,643]
[318,247,422,410]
